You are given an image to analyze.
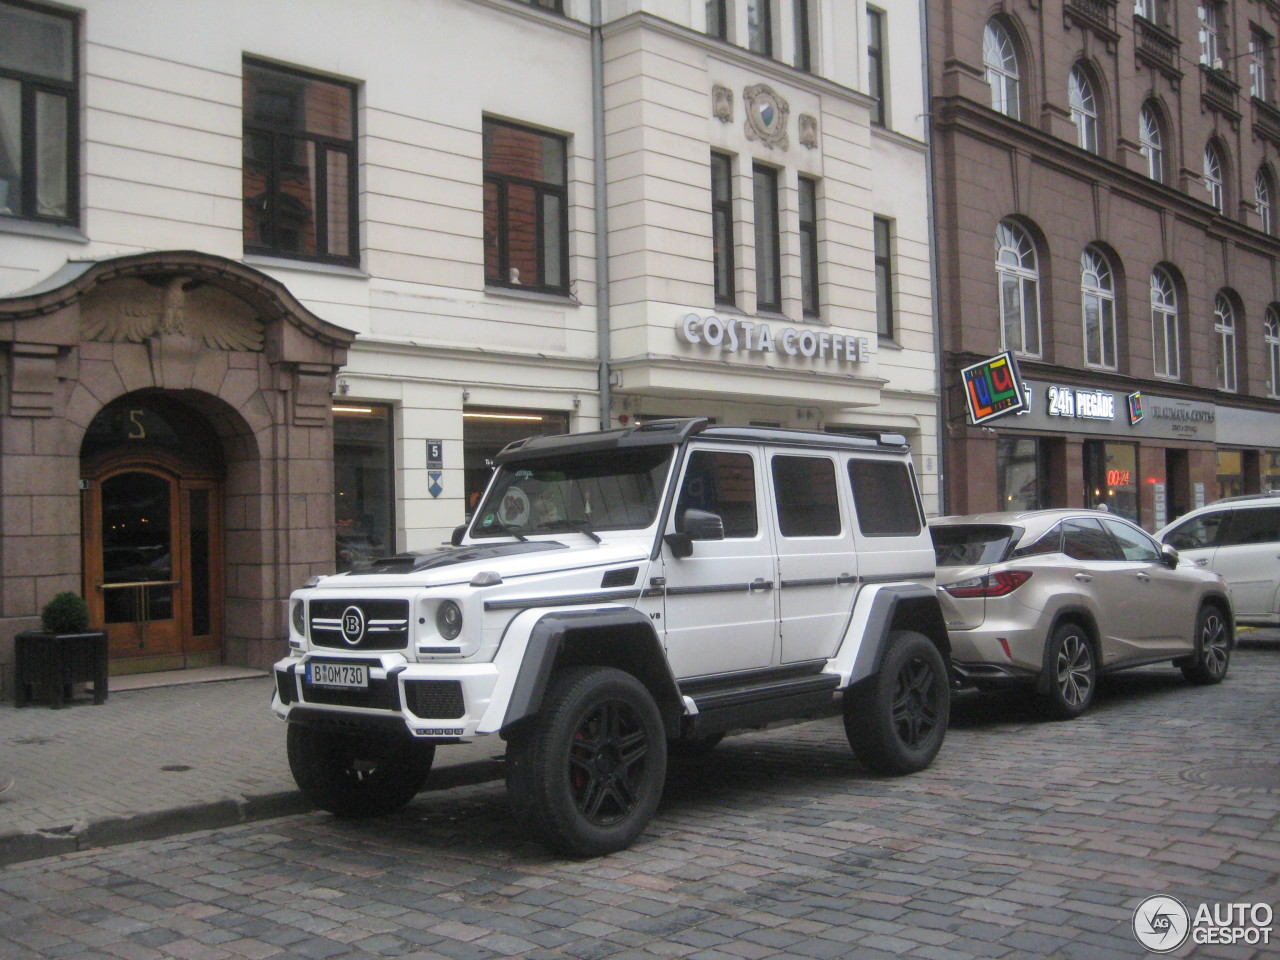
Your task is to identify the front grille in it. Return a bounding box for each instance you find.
[310,599,410,650]
[404,680,465,719]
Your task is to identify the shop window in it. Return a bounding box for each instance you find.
[772,456,841,537]
[996,436,1046,511]
[462,408,569,516]
[333,403,394,571]
[1263,451,1280,492]
[1084,440,1138,523]
[243,61,357,265]
[1216,449,1243,500]
[0,0,77,223]
[483,119,568,294]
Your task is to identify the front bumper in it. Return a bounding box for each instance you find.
[272,653,499,739]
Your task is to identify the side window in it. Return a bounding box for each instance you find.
[847,459,922,536]
[1062,518,1118,560]
[676,450,758,538]
[1102,519,1161,562]
[1164,512,1225,550]
[772,456,841,537]
[1219,507,1280,546]
[1011,524,1063,558]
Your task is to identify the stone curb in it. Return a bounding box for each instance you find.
[0,757,505,869]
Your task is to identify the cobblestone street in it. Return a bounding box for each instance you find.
[1,635,1277,959]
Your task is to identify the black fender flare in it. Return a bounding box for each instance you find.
[500,607,682,735]
[847,583,951,687]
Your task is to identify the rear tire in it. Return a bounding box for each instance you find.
[1181,605,1231,685]
[844,630,949,774]
[287,724,434,819]
[506,666,666,857]
[1035,622,1096,720]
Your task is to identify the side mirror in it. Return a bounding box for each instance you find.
[664,509,724,559]
[1160,543,1180,569]
[450,524,467,547]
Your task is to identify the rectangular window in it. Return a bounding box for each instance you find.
[799,177,819,317]
[772,456,841,537]
[1252,29,1272,101]
[873,216,894,338]
[996,437,1045,511]
[867,7,886,126]
[711,152,735,306]
[677,450,759,539]
[748,0,772,56]
[0,1,76,222]
[243,60,357,264]
[847,459,923,537]
[706,0,727,40]
[794,0,813,72]
[483,119,569,294]
[1200,3,1222,68]
[753,164,781,311]
[333,403,395,573]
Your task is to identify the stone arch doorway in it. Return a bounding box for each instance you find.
[81,394,227,672]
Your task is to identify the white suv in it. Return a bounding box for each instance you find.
[1156,492,1280,626]
[272,419,951,856]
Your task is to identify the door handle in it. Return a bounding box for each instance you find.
[1074,573,1093,582]
[836,573,857,585]
[749,578,774,592]
[1195,558,1210,567]
[1135,572,1151,581]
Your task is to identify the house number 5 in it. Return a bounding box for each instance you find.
[128,409,146,439]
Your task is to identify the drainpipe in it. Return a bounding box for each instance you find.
[591,0,612,428]
[921,0,946,515]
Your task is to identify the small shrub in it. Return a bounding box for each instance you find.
[41,592,90,634]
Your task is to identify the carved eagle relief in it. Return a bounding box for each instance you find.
[80,276,266,351]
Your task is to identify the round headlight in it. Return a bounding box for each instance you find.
[290,599,306,637]
[436,600,463,641]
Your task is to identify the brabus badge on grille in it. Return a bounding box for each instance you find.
[341,606,366,645]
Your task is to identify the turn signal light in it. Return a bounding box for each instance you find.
[942,570,1032,598]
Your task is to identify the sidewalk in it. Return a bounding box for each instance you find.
[0,669,506,867]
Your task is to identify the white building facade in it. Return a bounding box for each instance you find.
[0,0,937,684]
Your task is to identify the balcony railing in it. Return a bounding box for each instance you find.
[1135,16,1181,81]
[1065,0,1118,44]
[1254,97,1280,146]
[1202,65,1242,123]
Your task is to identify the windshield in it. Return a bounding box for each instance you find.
[471,447,675,539]
[930,524,1017,566]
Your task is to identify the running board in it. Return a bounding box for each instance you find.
[679,663,840,736]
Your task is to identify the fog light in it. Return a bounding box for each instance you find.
[436,600,463,640]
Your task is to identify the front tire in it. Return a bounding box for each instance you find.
[1181,605,1231,685]
[287,724,434,819]
[1035,622,1097,720]
[844,630,949,774]
[506,666,667,857]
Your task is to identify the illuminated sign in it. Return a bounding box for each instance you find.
[1047,385,1115,421]
[1107,469,1133,487]
[961,352,1027,424]
[1127,392,1143,425]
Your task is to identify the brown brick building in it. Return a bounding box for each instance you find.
[931,0,1280,528]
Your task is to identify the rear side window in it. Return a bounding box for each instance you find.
[676,450,758,538]
[1063,517,1118,560]
[930,524,1017,565]
[772,456,841,537]
[1218,506,1280,546]
[847,459,922,536]
[1163,511,1226,550]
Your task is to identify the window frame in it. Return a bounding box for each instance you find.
[706,0,727,42]
[1258,167,1274,234]
[874,215,894,339]
[1139,102,1164,183]
[794,0,813,72]
[799,176,820,318]
[482,117,570,296]
[1215,292,1238,392]
[752,163,781,312]
[1204,140,1226,213]
[1151,268,1180,380]
[711,151,735,307]
[983,20,1021,120]
[1081,247,1117,370]
[1267,306,1280,398]
[1200,2,1223,69]
[867,7,886,126]
[242,58,359,266]
[995,220,1041,357]
[748,0,773,57]
[1069,65,1099,154]
[1252,27,1273,101]
[0,0,79,225]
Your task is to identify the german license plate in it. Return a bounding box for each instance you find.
[306,662,368,688]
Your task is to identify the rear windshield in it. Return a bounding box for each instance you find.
[930,524,1017,566]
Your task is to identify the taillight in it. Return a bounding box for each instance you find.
[942,570,1032,598]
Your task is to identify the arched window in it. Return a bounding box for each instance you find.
[1215,293,1237,391]
[1081,248,1116,369]
[1069,66,1099,153]
[1140,103,1164,183]
[984,21,1021,120]
[1266,307,1280,398]
[995,220,1040,356]
[1204,141,1226,213]
[1257,168,1274,235]
[1151,269,1179,379]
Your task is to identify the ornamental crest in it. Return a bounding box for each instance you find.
[743,84,789,150]
[712,84,734,123]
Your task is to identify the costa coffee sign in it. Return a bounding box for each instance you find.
[677,313,871,366]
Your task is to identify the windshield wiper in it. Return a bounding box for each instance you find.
[535,518,602,543]
[481,522,528,542]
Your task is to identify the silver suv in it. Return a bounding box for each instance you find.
[1155,492,1280,627]
[932,509,1234,720]
[273,419,951,856]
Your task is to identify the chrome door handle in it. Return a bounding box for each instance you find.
[1135,572,1151,581]
[1074,573,1093,582]
[1194,559,1210,567]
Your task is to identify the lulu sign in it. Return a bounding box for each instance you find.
[677,314,871,366]
[961,352,1027,425]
